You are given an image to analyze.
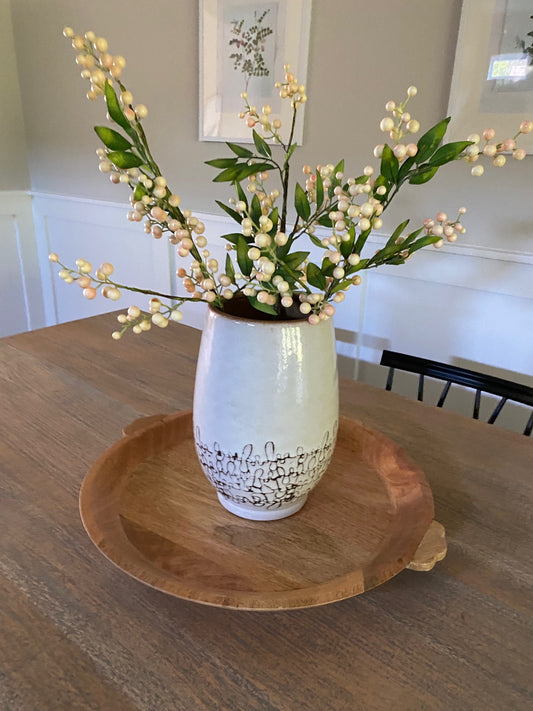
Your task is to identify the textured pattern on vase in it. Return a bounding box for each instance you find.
[194,424,338,509]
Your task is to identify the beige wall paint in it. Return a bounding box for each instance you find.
[9,0,533,253]
[0,0,30,189]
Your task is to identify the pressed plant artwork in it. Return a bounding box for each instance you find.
[228,8,274,91]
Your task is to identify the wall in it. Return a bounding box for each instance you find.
[0,0,30,190]
[9,0,531,253]
[7,0,533,434]
[0,0,45,336]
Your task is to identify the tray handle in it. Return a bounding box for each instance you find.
[407,520,447,572]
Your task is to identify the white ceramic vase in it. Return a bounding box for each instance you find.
[193,299,339,521]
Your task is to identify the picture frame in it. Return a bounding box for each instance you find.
[447,0,533,153]
[199,0,312,143]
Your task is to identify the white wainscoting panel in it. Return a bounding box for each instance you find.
[31,193,533,434]
[0,191,45,338]
[32,193,175,328]
[357,238,533,377]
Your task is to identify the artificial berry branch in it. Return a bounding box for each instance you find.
[52,27,533,336]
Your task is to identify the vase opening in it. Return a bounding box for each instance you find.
[213,294,305,322]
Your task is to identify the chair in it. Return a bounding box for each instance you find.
[380,350,533,436]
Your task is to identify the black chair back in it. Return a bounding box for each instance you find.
[380,350,533,436]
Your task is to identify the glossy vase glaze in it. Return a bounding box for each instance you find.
[193,301,339,521]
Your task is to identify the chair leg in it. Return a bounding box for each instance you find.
[488,397,507,425]
[473,390,481,419]
[385,367,394,391]
[437,381,452,408]
[417,374,424,402]
[524,411,533,437]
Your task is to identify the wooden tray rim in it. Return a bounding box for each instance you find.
[79,410,436,610]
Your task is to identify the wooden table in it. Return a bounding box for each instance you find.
[1,313,531,711]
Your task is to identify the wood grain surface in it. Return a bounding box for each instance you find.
[1,312,532,710]
[80,411,435,609]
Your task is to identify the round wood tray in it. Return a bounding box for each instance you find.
[79,411,445,610]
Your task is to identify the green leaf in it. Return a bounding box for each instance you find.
[376,228,425,262]
[345,257,369,275]
[330,280,352,294]
[328,161,345,198]
[294,182,311,221]
[235,162,272,180]
[402,227,424,246]
[354,227,372,255]
[94,126,131,151]
[397,156,416,183]
[430,140,472,167]
[309,233,326,249]
[226,142,254,158]
[247,294,278,316]
[415,117,451,163]
[340,225,356,258]
[409,166,439,185]
[205,157,239,168]
[315,171,324,208]
[317,215,332,228]
[107,150,144,169]
[370,242,403,265]
[276,236,293,260]
[333,159,344,176]
[133,183,147,201]
[380,144,399,183]
[250,194,261,226]
[284,251,310,270]
[215,200,242,224]
[385,219,410,248]
[373,174,389,193]
[225,253,236,283]
[275,266,296,285]
[284,143,297,165]
[407,234,443,254]
[212,161,273,182]
[220,232,244,245]
[306,262,327,290]
[236,236,253,276]
[321,257,335,276]
[268,207,279,236]
[252,129,272,158]
[235,181,248,209]
[104,81,134,135]
[212,165,242,182]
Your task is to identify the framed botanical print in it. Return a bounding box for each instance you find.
[199,0,312,142]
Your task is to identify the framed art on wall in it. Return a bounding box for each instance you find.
[199,0,312,143]
[447,0,533,153]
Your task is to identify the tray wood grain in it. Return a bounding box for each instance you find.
[79,410,440,610]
